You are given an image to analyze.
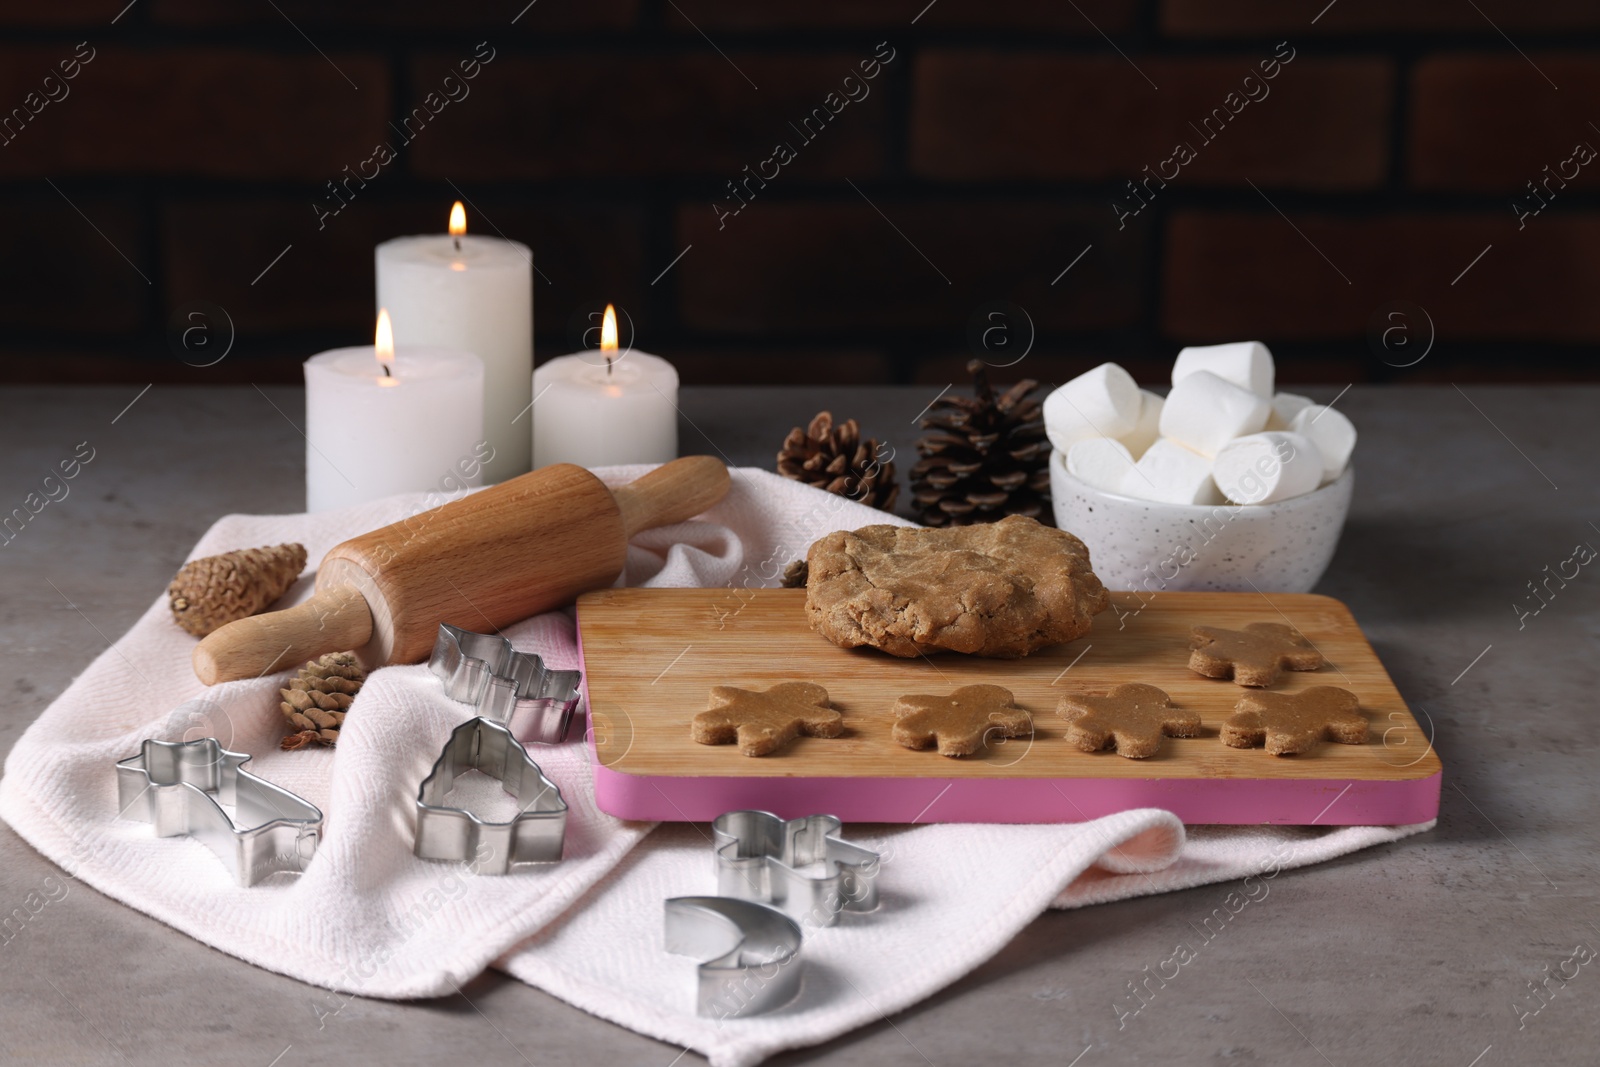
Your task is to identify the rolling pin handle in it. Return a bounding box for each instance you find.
[612,456,731,539]
[192,585,374,686]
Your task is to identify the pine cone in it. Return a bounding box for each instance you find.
[279,652,365,750]
[780,559,809,588]
[777,412,899,512]
[909,360,1052,527]
[168,543,307,637]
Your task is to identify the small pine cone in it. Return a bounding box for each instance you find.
[168,543,307,637]
[780,559,809,588]
[279,652,365,749]
[909,360,1052,527]
[777,411,900,512]
[281,731,318,751]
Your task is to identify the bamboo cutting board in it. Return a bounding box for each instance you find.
[576,589,1441,825]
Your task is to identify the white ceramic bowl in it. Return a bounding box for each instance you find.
[1049,450,1354,594]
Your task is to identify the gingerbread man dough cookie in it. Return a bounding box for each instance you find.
[1058,683,1200,759]
[1188,622,1325,687]
[1222,686,1368,756]
[891,684,1031,758]
[692,681,844,757]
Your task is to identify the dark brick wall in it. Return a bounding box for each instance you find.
[2,0,1596,385]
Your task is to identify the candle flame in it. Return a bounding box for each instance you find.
[600,304,618,353]
[448,201,467,237]
[375,308,396,384]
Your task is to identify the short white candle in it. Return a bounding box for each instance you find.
[304,310,485,513]
[376,202,532,485]
[532,305,678,468]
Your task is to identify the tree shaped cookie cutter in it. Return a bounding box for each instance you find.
[428,623,583,745]
[664,896,804,1018]
[712,810,880,926]
[414,717,568,874]
[115,737,322,887]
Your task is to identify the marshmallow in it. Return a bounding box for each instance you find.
[1066,437,1136,493]
[1212,432,1325,505]
[1265,392,1313,431]
[1289,404,1357,483]
[1158,370,1270,458]
[1043,363,1142,452]
[1120,437,1223,505]
[1118,389,1164,459]
[1172,341,1274,398]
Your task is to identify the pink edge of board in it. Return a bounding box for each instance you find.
[575,618,1442,827]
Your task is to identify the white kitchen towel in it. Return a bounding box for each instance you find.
[0,466,1431,1053]
[498,818,1431,1067]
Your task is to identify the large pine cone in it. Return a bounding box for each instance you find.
[280,652,365,750]
[909,360,1051,527]
[168,543,307,637]
[777,411,899,512]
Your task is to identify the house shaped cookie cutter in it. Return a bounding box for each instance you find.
[115,737,322,886]
[712,810,880,926]
[414,717,568,874]
[429,623,583,745]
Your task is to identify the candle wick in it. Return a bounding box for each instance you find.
[453,236,461,253]
[382,363,392,377]
[606,354,613,376]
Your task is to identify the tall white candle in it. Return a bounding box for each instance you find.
[304,311,486,513]
[375,202,532,485]
[532,306,678,468]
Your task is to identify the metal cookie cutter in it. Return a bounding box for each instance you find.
[665,896,804,1018]
[429,623,583,745]
[116,738,322,887]
[713,810,880,927]
[415,717,568,874]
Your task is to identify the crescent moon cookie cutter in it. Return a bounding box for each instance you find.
[414,717,568,874]
[664,896,805,1018]
[115,737,322,887]
[428,623,583,745]
[713,810,881,926]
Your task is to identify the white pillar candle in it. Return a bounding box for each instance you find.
[303,312,485,513]
[532,307,678,468]
[375,202,532,485]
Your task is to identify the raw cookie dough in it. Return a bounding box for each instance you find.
[890,684,1031,758]
[691,681,844,757]
[804,515,1109,658]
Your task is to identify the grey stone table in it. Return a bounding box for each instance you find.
[0,384,1594,1065]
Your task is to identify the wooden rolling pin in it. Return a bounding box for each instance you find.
[194,457,730,685]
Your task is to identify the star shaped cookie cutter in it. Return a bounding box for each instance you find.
[115,737,322,887]
[664,896,804,1018]
[429,623,583,745]
[414,717,568,874]
[712,810,881,926]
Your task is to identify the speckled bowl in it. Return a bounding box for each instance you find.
[1049,449,1354,594]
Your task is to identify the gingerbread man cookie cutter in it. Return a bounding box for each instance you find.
[414,717,568,874]
[428,623,583,745]
[116,737,322,887]
[664,896,804,1018]
[712,810,881,926]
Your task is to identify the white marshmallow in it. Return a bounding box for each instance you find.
[1265,391,1313,431]
[1065,437,1136,493]
[1118,389,1164,459]
[1289,404,1357,482]
[1212,431,1325,505]
[1172,341,1275,398]
[1158,370,1270,458]
[1043,363,1142,452]
[1120,437,1222,505]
